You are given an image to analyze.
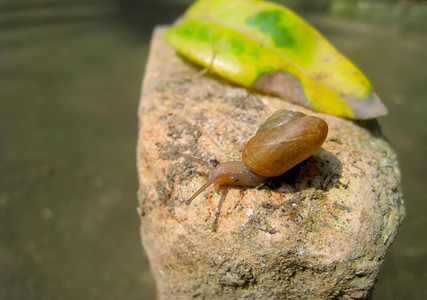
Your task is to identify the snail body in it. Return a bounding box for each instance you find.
[182,109,328,204]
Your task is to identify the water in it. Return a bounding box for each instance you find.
[1,1,426,299]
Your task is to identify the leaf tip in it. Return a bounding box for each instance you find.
[346,92,388,120]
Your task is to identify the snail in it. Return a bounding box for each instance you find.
[181,109,328,204]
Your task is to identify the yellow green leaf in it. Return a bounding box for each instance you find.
[166,0,387,119]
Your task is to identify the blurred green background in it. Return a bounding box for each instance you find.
[1,0,426,299]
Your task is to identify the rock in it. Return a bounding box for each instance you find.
[137,26,404,299]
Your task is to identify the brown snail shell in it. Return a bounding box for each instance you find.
[242,109,328,177]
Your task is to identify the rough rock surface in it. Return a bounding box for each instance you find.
[137,27,405,299]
